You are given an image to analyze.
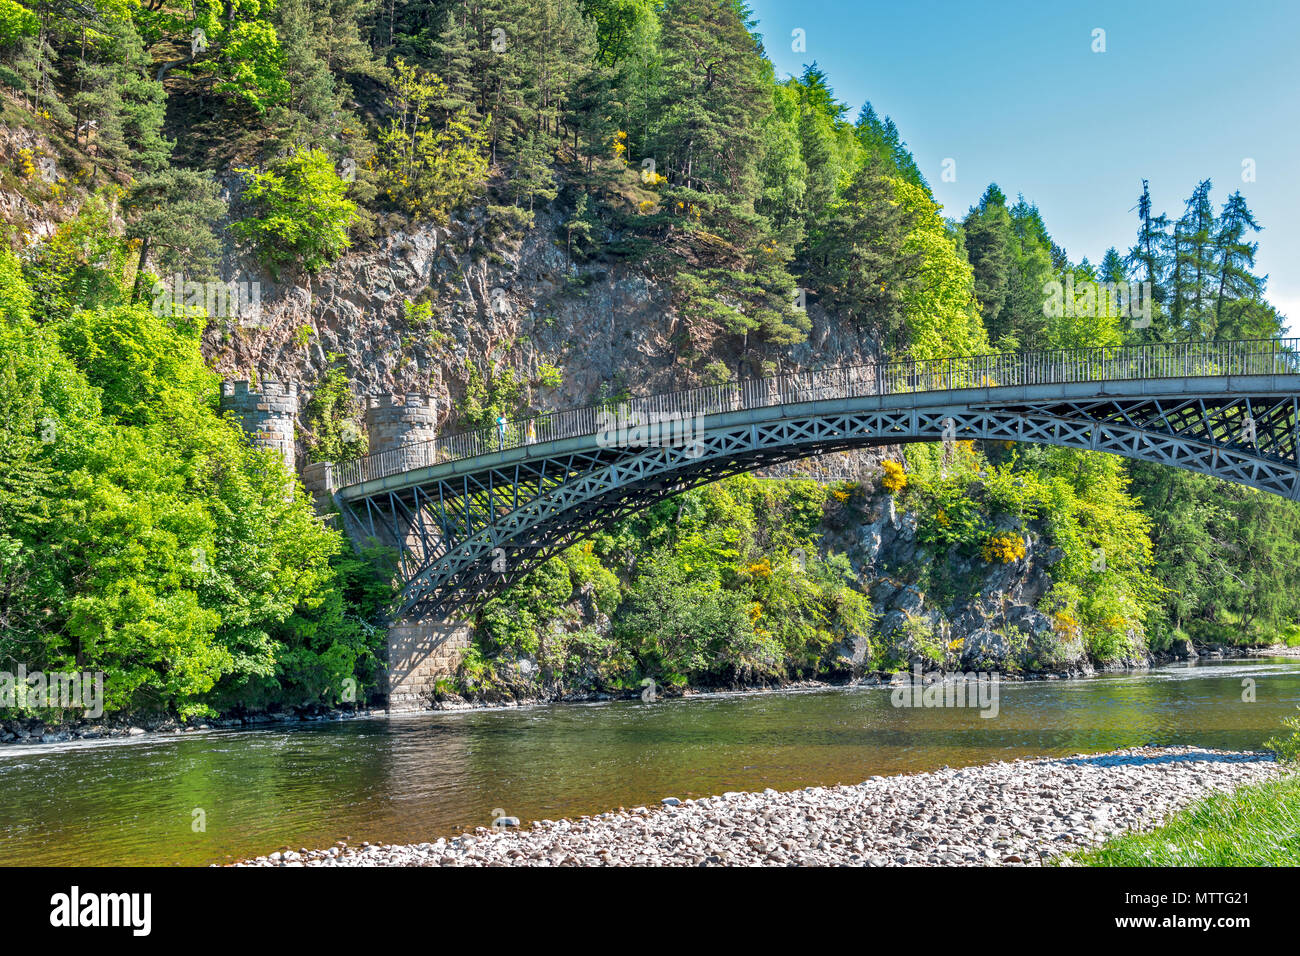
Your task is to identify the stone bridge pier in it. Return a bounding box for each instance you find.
[219,379,298,471]
[222,378,468,712]
[359,393,468,710]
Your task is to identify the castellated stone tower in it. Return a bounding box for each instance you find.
[218,379,299,472]
[362,392,465,710]
[364,394,438,469]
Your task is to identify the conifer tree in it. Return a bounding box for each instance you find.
[1210,190,1264,337]
[963,184,1013,334]
[813,155,921,339]
[1124,179,1170,305]
[123,169,227,298]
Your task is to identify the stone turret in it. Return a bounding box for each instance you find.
[361,392,464,711]
[364,393,438,469]
[219,379,298,472]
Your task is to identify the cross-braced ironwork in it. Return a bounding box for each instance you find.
[328,339,1300,621]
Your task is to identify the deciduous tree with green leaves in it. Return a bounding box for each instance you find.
[232,147,359,274]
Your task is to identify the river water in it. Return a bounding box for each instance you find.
[2,657,1298,866]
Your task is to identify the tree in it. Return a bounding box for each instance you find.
[123,169,227,299]
[1210,190,1264,336]
[376,58,489,223]
[1124,179,1170,309]
[70,12,170,175]
[0,242,380,717]
[613,547,753,683]
[509,132,558,216]
[232,148,360,275]
[6,6,73,125]
[813,157,922,340]
[855,101,928,192]
[580,0,658,65]
[187,4,291,114]
[563,191,598,263]
[1099,247,1126,284]
[1173,179,1215,333]
[962,184,1013,336]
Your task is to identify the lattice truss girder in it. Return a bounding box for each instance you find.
[342,392,1300,620]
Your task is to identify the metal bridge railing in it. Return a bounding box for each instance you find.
[330,338,1300,489]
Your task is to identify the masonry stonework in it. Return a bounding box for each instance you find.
[218,379,299,472]
[300,461,334,514]
[384,620,472,711]
[364,392,467,709]
[365,393,438,469]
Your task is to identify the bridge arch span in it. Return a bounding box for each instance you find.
[328,341,1300,619]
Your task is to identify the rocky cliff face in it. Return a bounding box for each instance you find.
[0,125,87,242]
[201,204,884,445]
[434,479,1098,708]
[1,156,1080,680]
[199,199,1097,681]
[824,489,1088,676]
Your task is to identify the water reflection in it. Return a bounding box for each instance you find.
[1,657,1296,866]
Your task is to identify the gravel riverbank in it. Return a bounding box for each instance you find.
[233,745,1281,867]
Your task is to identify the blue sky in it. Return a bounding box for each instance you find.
[747,0,1300,332]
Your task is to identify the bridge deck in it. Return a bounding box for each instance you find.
[332,338,1300,494]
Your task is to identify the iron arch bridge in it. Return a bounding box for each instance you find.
[327,339,1300,621]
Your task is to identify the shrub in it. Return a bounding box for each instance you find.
[981,531,1026,564]
[881,459,908,493]
[1265,707,1300,764]
[231,148,359,275]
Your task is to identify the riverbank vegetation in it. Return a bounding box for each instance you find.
[467,476,873,695]
[0,230,389,720]
[1069,715,1300,866]
[0,0,1298,721]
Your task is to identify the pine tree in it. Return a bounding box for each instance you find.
[963,184,1013,337]
[1176,179,1215,332]
[509,131,557,215]
[813,155,921,339]
[273,0,349,151]
[424,3,478,117]
[563,191,597,263]
[9,9,72,126]
[1210,191,1264,337]
[123,169,228,297]
[1124,179,1170,305]
[71,13,170,175]
[515,0,596,151]
[569,59,621,172]
[1099,247,1127,284]
[1002,197,1054,349]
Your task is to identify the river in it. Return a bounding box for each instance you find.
[1,657,1298,866]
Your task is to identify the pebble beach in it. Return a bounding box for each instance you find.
[233,745,1280,867]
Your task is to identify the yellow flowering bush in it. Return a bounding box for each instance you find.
[1052,610,1080,637]
[881,459,908,493]
[981,531,1026,564]
[16,148,36,180]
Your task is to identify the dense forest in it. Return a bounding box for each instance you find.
[0,0,1297,720]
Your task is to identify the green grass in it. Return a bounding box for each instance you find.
[1067,772,1300,866]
